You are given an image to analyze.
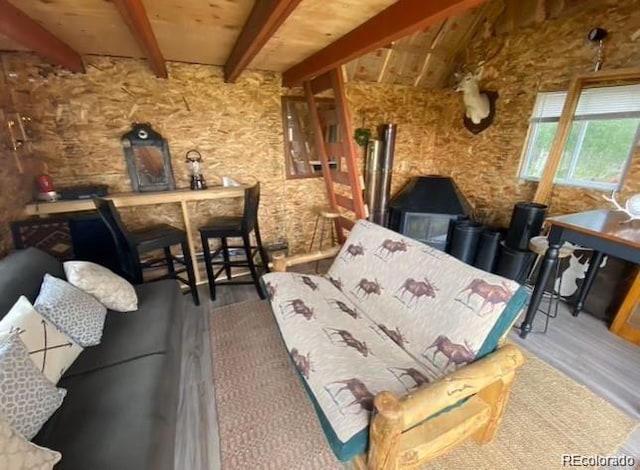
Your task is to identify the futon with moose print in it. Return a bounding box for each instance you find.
[261,220,528,462]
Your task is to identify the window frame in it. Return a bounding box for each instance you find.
[518,89,640,192]
[280,96,338,180]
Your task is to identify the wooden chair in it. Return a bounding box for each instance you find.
[93,198,199,305]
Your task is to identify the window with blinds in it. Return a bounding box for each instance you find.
[519,84,640,190]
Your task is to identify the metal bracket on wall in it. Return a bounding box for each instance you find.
[1,109,33,173]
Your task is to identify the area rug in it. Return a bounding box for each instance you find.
[209,300,638,470]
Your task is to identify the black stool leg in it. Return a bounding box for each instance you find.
[254,222,270,274]
[200,233,216,301]
[164,247,175,278]
[243,233,265,299]
[181,241,199,306]
[221,237,232,280]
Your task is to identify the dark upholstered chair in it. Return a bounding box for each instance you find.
[93,198,199,305]
[199,183,269,301]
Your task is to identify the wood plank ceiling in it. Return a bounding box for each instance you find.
[0,0,597,88]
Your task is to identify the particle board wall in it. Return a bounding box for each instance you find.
[431,0,640,226]
[0,64,39,257]
[0,54,429,254]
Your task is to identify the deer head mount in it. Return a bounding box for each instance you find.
[454,65,498,135]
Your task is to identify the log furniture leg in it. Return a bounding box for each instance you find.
[368,392,403,470]
[471,371,515,444]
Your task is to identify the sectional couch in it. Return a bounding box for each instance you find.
[0,248,183,470]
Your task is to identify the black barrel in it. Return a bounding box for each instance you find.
[445,217,470,253]
[449,222,483,264]
[473,228,504,273]
[505,202,548,251]
[495,242,535,283]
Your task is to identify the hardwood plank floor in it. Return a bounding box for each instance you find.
[174,272,640,470]
[174,283,259,470]
[510,304,640,461]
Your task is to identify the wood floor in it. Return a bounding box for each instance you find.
[174,275,640,470]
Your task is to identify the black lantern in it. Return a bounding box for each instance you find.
[185,149,207,190]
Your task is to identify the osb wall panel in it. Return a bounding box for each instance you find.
[0,64,38,256]
[1,54,428,254]
[1,54,290,252]
[282,81,440,241]
[431,0,640,226]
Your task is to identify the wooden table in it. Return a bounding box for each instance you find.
[25,186,247,283]
[519,209,640,339]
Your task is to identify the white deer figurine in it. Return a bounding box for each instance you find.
[455,67,490,125]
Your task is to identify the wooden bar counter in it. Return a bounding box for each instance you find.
[24,186,247,284]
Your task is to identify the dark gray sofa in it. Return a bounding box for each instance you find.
[0,247,183,470]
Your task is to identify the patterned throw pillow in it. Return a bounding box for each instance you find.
[64,261,138,312]
[0,412,61,469]
[35,274,107,347]
[0,296,83,384]
[0,333,66,440]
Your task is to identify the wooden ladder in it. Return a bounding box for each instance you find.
[303,68,367,243]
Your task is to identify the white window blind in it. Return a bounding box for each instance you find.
[531,84,640,122]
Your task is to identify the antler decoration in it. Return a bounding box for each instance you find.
[602,190,640,223]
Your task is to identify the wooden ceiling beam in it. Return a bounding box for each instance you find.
[112,0,167,78]
[0,0,84,73]
[282,0,486,87]
[224,0,303,83]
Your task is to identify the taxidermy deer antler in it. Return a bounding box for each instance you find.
[602,190,640,222]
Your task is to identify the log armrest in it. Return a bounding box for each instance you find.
[271,246,341,272]
[399,344,524,429]
[367,344,525,469]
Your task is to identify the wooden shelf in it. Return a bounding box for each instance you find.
[24,186,246,216]
[23,185,247,285]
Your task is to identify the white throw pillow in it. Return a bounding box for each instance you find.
[64,261,138,312]
[0,296,83,384]
[0,411,61,469]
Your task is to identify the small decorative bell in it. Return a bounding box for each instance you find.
[185,149,207,190]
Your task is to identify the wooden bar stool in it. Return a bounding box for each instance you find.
[93,198,200,305]
[199,183,269,301]
[308,208,340,273]
[526,235,576,333]
[309,208,340,251]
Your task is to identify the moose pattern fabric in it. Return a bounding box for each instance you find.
[0,296,83,384]
[262,272,437,446]
[263,220,527,459]
[326,220,525,377]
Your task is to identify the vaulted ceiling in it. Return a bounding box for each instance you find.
[0,0,597,88]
